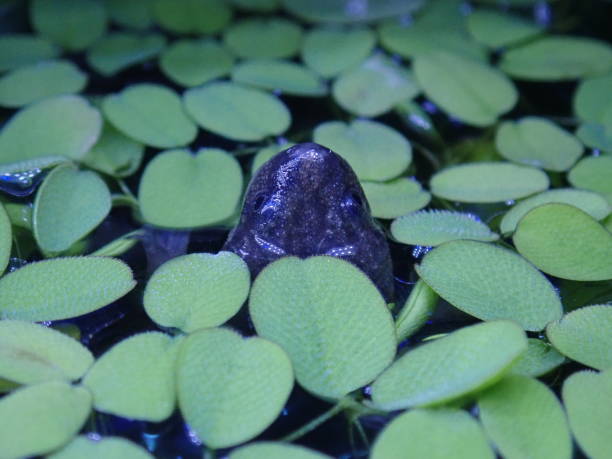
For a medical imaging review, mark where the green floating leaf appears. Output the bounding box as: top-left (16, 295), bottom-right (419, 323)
top-left (184, 82), bottom-right (290, 141)
top-left (153, 0), bottom-right (232, 34)
top-left (576, 122), bottom-right (612, 153)
top-left (103, 83), bottom-right (197, 148)
top-left (82, 123), bottom-right (144, 178)
top-left (371, 321), bottom-right (527, 410)
top-left (562, 369), bottom-right (612, 459)
top-left (301, 26), bottom-right (375, 78)
top-left (395, 279), bottom-right (438, 342)
top-left (139, 148), bottom-right (242, 228)
top-left (0, 202), bottom-right (10, 274)
top-left (0, 60), bottom-right (86, 108)
top-left (230, 442), bottom-right (331, 459)
top-left (159, 39), bottom-right (235, 87)
top-left (500, 188), bottom-right (610, 234)
top-left (546, 305), bottom-right (612, 370)
top-left (49, 435), bottom-right (154, 459)
top-left (430, 162), bottom-right (549, 203)
top-left (573, 73), bottom-right (612, 123)
top-left (0, 320), bottom-right (93, 385)
top-left (106, 0), bottom-right (155, 30)
top-left (513, 203), bottom-right (612, 281)
top-left (378, 18), bottom-right (486, 61)
top-left (87, 32), bottom-right (166, 76)
top-left (83, 332), bottom-right (180, 421)
top-left (495, 117), bottom-right (583, 171)
top-left (33, 164), bottom-right (111, 253)
top-left (144, 252), bottom-right (250, 332)
top-left (177, 327), bottom-right (293, 448)
top-left (478, 375), bottom-right (572, 459)
top-left (0, 256), bottom-right (136, 321)
top-left (391, 210), bottom-right (498, 246)
top-left (232, 59), bottom-right (326, 97)
top-left (568, 155), bottom-right (612, 205)
top-left (250, 256), bottom-right (396, 399)
top-left (509, 338), bottom-right (565, 378)
top-left (0, 34), bottom-right (59, 72)
top-left (371, 408), bottom-right (494, 459)
top-left (283, 0), bottom-right (420, 23)
top-left (223, 17), bottom-right (302, 58)
top-left (500, 36), bottom-right (612, 80)
top-left (332, 53), bottom-right (420, 117)
top-left (414, 52), bottom-right (517, 126)
top-left (313, 119), bottom-right (411, 181)
top-left (30, 0), bottom-right (107, 51)
top-left (0, 95), bottom-right (102, 164)
top-left (362, 178), bottom-right (430, 219)
top-left (416, 240), bottom-right (562, 330)
top-left (467, 9), bottom-right (543, 48)
top-left (0, 381), bottom-right (91, 459)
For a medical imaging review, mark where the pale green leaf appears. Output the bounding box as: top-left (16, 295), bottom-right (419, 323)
top-left (362, 178), bottom-right (430, 219)
top-left (49, 435), bottom-right (154, 459)
top-left (568, 155), bottom-right (612, 205)
top-left (573, 73), bottom-right (612, 123)
top-left (223, 17), bottom-right (302, 58)
top-left (82, 123), bottom-right (144, 178)
top-left (106, 0), bottom-right (155, 30)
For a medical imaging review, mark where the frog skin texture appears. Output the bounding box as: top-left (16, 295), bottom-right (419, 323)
top-left (223, 142), bottom-right (394, 302)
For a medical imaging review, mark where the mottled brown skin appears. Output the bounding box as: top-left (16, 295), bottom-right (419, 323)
top-left (223, 142), bottom-right (394, 302)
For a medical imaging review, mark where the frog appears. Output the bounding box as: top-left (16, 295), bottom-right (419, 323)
top-left (223, 142), bottom-right (394, 302)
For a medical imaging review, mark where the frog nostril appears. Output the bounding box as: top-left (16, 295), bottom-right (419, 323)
top-left (252, 194), bottom-right (266, 211)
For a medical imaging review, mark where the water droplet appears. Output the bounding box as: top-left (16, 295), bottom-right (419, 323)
top-left (0, 168), bottom-right (45, 197)
top-left (412, 245), bottom-right (432, 258)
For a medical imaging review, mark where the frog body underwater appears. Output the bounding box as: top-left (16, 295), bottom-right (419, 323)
top-left (223, 142), bottom-right (394, 302)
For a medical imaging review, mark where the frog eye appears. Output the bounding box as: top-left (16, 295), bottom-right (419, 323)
top-left (350, 192), bottom-right (363, 207)
top-left (252, 194), bottom-right (267, 212)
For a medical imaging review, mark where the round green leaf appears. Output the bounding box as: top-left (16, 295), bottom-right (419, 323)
top-left (153, 0), bottom-right (232, 34)
top-left (83, 332), bottom-right (180, 421)
top-left (223, 17), bottom-right (302, 59)
top-left (106, 0), bottom-right (155, 30)
top-left (0, 256), bottom-right (136, 321)
top-left (30, 0), bottom-right (107, 51)
top-left (183, 82), bottom-right (290, 141)
top-left (371, 408), bottom-right (494, 459)
top-left (391, 210), bottom-right (498, 246)
top-left (231, 442), bottom-right (330, 459)
top-left (573, 73), bottom-right (612, 123)
top-left (467, 9), bottom-right (542, 48)
top-left (159, 39), bottom-right (235, 87)
top-left (103, 84), bottom-right (197, 148)
top-left (33, 164), bottom-right (111, 253)
top-left (0, 381), bottom-right (91, 459)
top-left (568, 155), bottom-right (612, 205)
top-left (495, 117), bottom-right (583, 171)
top-left (301, 26), bottom-right (375, 78)
top-left (249, 256), bottom-right (396, 399)
top-left (500, 36), bottom-right (612, 80)
top-left (513, 203), bottom-right (612, 281)
top-left (371, 321), bottom-right (527, 410)
top-left (0, 320), bottom-right (93, 385)
top-left (430, 162), bottom-right (549, 203)
top-left (0, 34), bottom-right (59, 72)
top-left (82, 123), bottom-right (144, 178)
top-left (87, 33), bottom-right (166, 76)
top-left (332, 54), bottom-right (420, 117)
top-left (509, 338), bottom-right (565, 378)
top-left (362, 178), bottom-right (431, 219)
top-left (49, 436), bottom-right (154, 459)
top-left (576, 122), bottom-right (612, 153)
top-left (414, 51), bottom-right (517, 126)
top-left (478, 375), bottom-right (572, 459)
top-left (0, 95), bottom-right (102, 164)
top-left (546, 305), bottom-right (612, 370)
top-left (0, 202), bottom-right (11, 274)
top-left (313, 119), bottom-right (411, 181)
top-left (144, 252), bottom-right (250, 332)
top-left (177, 327), bottom-right (293, 448)
top-left (232, 59), bottom-right (326, 97)
top-left (138, 148), bottom-right (242, 228)
top-left (0, 60), bottom-right (86, 108)
top-left (562, 369), bottom-right (612, 459)
top-left (416, 240), bottom-right (562, 330)
top-left (500, 188), bottom-right (611, 234)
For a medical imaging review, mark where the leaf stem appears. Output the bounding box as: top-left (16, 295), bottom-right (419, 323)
top-left (281, 398), bottom-right (347, 442)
